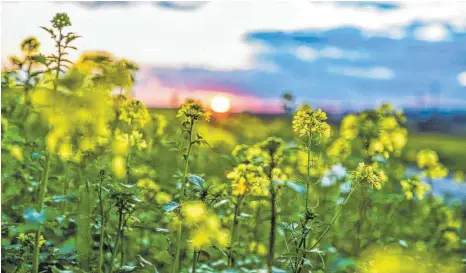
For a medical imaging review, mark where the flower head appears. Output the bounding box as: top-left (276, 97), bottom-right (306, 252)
top-left (52, 13), bottom-right (71, 29)
top-left (177, 100), bottom-right (210, 123)
top-left (350, 162), bottom-right (387, 190)
top-left (292, 105), bottom-right (330, 138)
top-left (21, 37), bottom-right (40, 53)
top-left (400, 176), bottom-right (431, 200)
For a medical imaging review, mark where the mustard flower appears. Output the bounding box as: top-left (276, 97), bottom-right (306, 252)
top-left (177, 100), bottom-right (211, 123)
top-left (292, 105), bottom-right (331, 138)
top-left (350, 162), bottom-right (387, 190)
top-left (400, 176), bottom-right (431, 200)
top-left (52, 13), bottom-right (71, 29)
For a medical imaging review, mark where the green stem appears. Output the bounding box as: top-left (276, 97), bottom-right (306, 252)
top-left (32, 153), bottom-right (51, 273)
top-left (228, 195), bottom-right (242, 267)
top-left (172, 120), bottom-right (195, 273)
top-left (305, 134), bottom-right (312, 208)
top-left (296, 181), bottom-right (363, 273)
top-left (109, 209), bottom-right (123, 273)
top-left (268, 189), bottom-right (277, 273)
top-left (191, 249), bottom-right (198, 273)
top-left (97, 177), bottom-right (105, 273)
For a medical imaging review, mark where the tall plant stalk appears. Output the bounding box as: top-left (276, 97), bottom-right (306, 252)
top-left (228, 195), bottom-right (243, 267)
top-left (267, 161), bottom-right (277, 273)
top-left (172, 120), bottom-right (194, 273)
top-left (97, 175), bottom-right (106, 273)
top-left (295, 181), bottom-right (363, 273)
top-left (31, 154), bottom-right (51, 273)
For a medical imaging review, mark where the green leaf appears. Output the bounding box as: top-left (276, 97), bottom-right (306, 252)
top-left (284, 181), bottom-right (306, 194)
top-left (31, 54), bottom-right (47, 65)
top-left (162, 201), bottom-right (180, 212)
top-left (188, 174), bottom-right (205, 188)
top-left (49, 194), bottom-right (77, 203)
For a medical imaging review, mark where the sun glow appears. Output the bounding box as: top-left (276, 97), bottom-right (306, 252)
top-left (210, 95), bottom-right (231, 113)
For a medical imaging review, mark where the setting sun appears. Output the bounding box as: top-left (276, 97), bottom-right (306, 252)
top-left (211, 95), bottom-right (231, 113)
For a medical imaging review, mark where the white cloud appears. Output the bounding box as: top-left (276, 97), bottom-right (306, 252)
top-left (329, 66), bottom-right (395, 80)
top-left (458, 71), bottom-right (466, 87)
top-left (414, 23), bottom-right (450, 41)
top-left (2, 1), bottom-right (465, 70)
top-left (295, 46), bottom-right (319, 61)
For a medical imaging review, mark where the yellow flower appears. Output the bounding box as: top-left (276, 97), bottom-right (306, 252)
top-left (17, 233), bottom-right (26, 241)
top-left (416, 149), bottom-right (439, 169)
top-left (340, 114), bottom-right (358, 140)
top-left (177, 100), bottom-right (210, 122)
top-left (10, 146), bottom-right (23, 162)
top-left (112, 156), bottom-right (126, 178)
top-left (183, 202), bottom-right (206, 223)
top-left (350, 162), bottom-right (387, 190)
top-left (292, 105), bottom-right (330, 138)
top-left (191, 229), bottom-right (210, 249)
top-left (58, 143), bottom-right (73, 161)
top-left (155, 192), bottom-right (172, 204)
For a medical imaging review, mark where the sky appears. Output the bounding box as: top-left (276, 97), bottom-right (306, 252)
top-left (2, 1), bottom-right (466, 113)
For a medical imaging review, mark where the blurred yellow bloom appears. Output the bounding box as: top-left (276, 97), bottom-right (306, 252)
top-left (112, 156), bottom-right (126, 178)
top-left (183, 202), bottom-right (206, 223)
top-left (58, 143), bottom-right (73, 161)
top-left (155, 192), bottom-right (172, 204)
top-left (10, 146), bottom-right (23, 162)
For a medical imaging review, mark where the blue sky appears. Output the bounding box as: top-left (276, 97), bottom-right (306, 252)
top-left (2, 1), bottom-right (466, 113)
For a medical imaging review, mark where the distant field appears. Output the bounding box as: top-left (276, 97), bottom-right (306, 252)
top-left (404, 132), bottom-right (466, 172)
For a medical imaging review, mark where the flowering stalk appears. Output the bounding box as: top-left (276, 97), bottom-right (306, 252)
top-left (267, 185), bottom-right (277, 273)
top-left (295, 181), bottom-right (363, 273)
top-left (172, 120), bottom-right (193, 273)
top-left (172, 101), bottom-right (210, 273)
top-left (31, 154), bottom-right (51, 273)
top-left (228, 194), bottom-right (244, 267)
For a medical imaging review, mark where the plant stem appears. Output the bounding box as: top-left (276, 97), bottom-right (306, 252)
top-left (32, 154), bottom-right (51, 273)
top-left (97, 177), bottom-right (105, 273)
top-left (267, 189), bottom-right (277, 273)
top-left (305, 134), bottom-right (312, 208)
top-left (172, 120), bottom-right (195, 273)
top-left (110, 209), bottom-right (123, 273)
top-left (191, 249), bottom-right (198, 273)
top-left (296, 181), bottom-right (363, 273)
top-left (228, 195), bottom-right (242, 267)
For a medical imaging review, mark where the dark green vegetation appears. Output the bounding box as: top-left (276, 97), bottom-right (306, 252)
top-left (2, 13), bottom-right (465, 273)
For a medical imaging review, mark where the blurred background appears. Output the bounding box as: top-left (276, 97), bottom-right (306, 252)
top-left (2, 1), bottom-right (466, 194)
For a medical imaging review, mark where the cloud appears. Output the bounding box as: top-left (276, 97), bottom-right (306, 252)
top-left (328, 66), bottom-right (395, 80)
top-left (3, 1), bottom-right (466, 71)
top-left (414, 23), bottom-right (450, 41)
top-left (458, 72), bottom-right (466, 87)
top-left (2, 1), bottom-right (466, 111)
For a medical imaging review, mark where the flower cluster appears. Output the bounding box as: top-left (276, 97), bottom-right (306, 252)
top-left (31, 76), bottom-right (114, 162)
top-left (182, 202), bottom-right (229, 249)
top-left (292, 105), bottom-right (331, 138)
top-left (52, 13), bottom-right (71, 29)
top-left (137, 178), bottom-right (172, 204)
top-left (349, 162), bottom-right (387, 190)
top-left (327, 137), bottom-right (351, 160)
top-left (20, 37), bottom-right (40, 53)
top-left (17, 232), bottom-right (46, 249)
top-left (340, 104), bottom-right (407, 158)
top-left (177, 100), bottom-right (211, 125)
top-left (416, 149), bottom-right (448, 179)
top-left (118, 100), bottom-right (150, 129)
top-left (227, 163), bottom-right (268, 196)
top-left (400, 176), bottom-right (431, 200)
